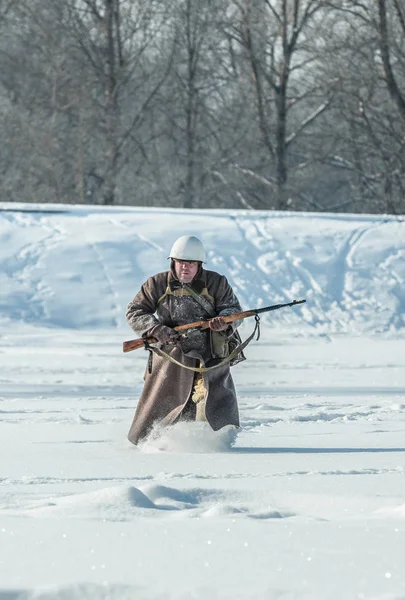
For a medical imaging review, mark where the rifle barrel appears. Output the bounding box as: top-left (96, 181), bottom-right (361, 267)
top-left (255, 299), bottom-right (306, 314)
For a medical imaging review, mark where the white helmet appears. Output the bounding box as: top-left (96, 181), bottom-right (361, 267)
top-left (168, 235), bottom-right (206, 263)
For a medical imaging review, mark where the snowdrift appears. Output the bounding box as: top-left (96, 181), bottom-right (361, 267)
top-left (0, 202), bottom-right (404, 334)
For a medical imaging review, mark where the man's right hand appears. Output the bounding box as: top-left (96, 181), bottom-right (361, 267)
top-left (151, 324), bottom-right (179, 344)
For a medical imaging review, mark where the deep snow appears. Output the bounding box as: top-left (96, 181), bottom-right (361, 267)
top-left (0, 203), bottom-right (404, 600)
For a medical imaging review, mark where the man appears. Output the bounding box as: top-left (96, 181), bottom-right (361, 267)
top-left (126, 235), bottom-right (245, 445)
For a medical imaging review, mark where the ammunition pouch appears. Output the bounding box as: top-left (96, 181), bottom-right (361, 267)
top-left (211, 329), bottom-right (246, 366)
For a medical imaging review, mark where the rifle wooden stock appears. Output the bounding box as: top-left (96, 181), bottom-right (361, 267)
top-left (122, 298), bottom-right (306, 353)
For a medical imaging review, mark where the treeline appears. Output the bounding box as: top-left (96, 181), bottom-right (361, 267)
top-left (0, 0), bottom-right (404, 213)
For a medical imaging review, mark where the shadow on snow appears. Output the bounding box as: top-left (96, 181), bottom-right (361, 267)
top-left (232, 446), bottom-right (405, 454)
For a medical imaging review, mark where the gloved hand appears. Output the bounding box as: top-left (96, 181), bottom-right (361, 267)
top-left (151, 324), bottom-right (179, 344)
top-left (208, 316), bottom-right (228, 331)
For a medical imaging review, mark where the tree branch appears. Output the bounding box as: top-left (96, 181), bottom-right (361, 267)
top-left (377, 0), bottom-right (405, 121)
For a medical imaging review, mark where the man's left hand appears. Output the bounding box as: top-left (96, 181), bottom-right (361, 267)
top-left (209, 316), bottom-right (228, 331)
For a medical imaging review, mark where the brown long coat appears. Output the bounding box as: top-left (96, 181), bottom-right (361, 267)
top-left (126, 267), bottom-right (244, 445)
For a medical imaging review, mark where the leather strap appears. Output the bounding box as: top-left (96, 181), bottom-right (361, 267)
top-left (146, 317), bottom-right (260, 373)
top-left (184, 283), bottom-right (216, 317)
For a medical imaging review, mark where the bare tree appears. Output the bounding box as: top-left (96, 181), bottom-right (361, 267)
top-left (155, 0), bottom-right (249, 209)
top-left (0, 0), bottom-right (17, 18)
top-left (321, 0), bottom-right (405, 213)
top-left (229, 0), bottom-right (334, 209)
top-left (0, 0), bottom-right (174, 205)
top-left (377, 0), bottom-right (405, 121)
top-left (0, 0), bottom-right (404, 213)
top-left (65, 0), bottom-right (174, 205)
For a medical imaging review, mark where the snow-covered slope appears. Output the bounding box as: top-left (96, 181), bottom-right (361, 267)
top-left (0, 203), bottom-right (404, 333)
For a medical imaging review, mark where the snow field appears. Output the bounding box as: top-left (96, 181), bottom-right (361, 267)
top-left (0, 204), bottom-right (405, 599)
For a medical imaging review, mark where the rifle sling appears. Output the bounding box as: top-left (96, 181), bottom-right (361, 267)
top-left (184, 283), bottom-right (216, 317)
top-left (146, 316), bottom-right (260, 374)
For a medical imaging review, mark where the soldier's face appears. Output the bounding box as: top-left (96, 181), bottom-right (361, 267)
top-left (174, 259), bottom-right (199, 283)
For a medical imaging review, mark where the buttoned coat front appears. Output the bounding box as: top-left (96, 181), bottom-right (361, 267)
top-left (126, 267), bottom-right (244, 444)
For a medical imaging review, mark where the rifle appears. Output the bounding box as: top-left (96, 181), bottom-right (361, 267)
top-left (122, 298), bottom-right (306, 353)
